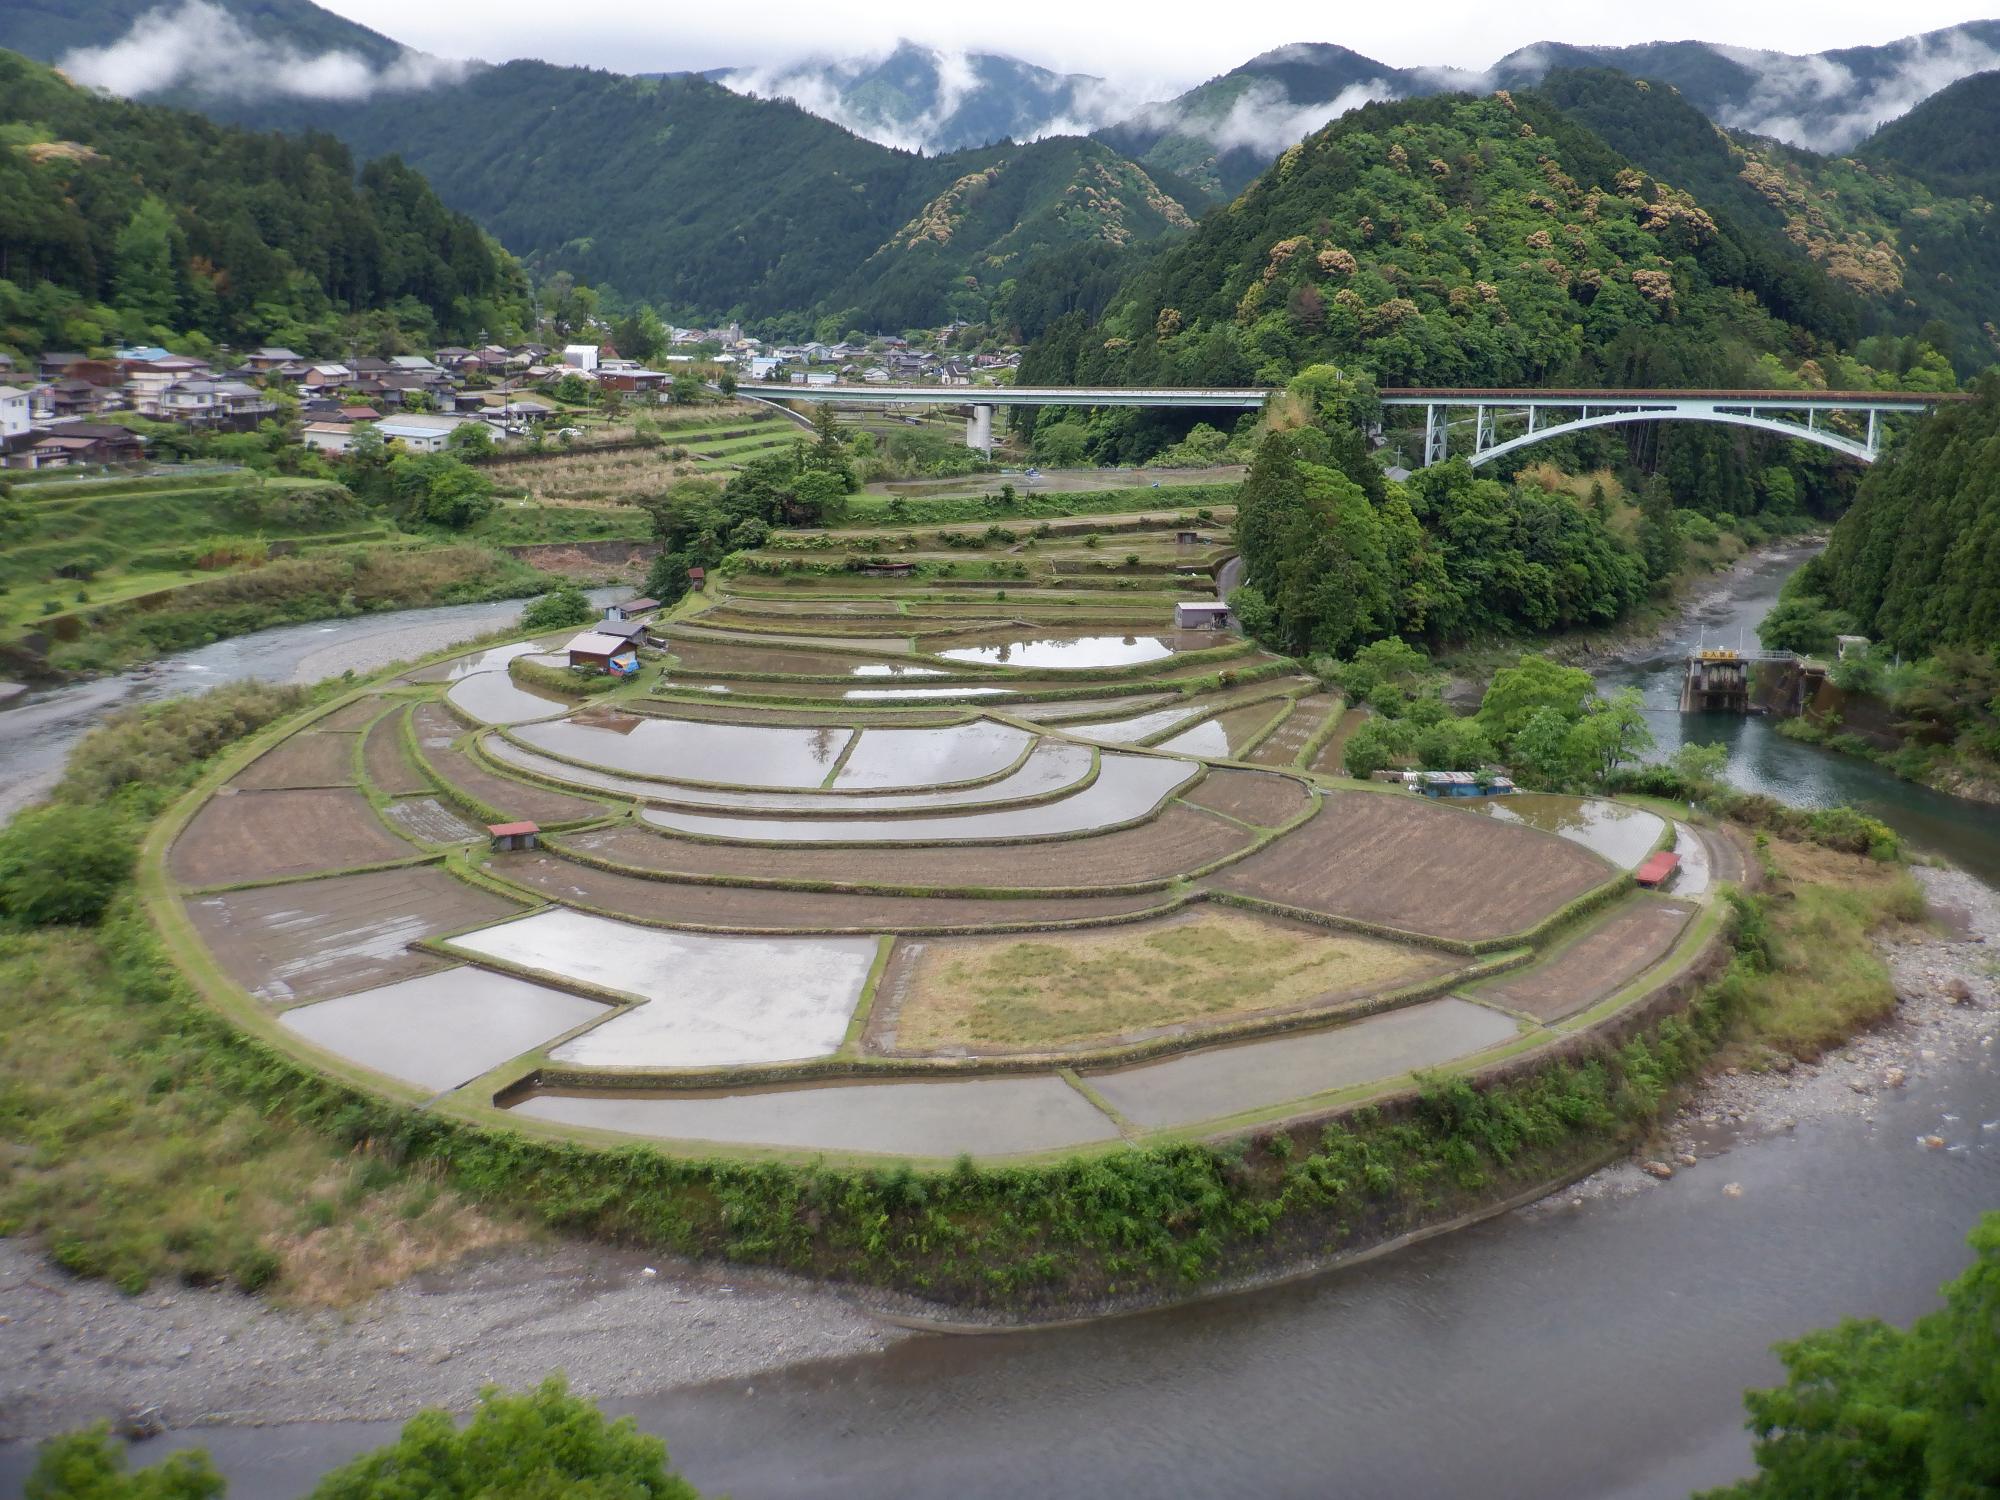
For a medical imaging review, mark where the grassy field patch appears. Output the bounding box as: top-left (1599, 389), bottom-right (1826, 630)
top-left (896, 908), bottom-right (1434, 1050)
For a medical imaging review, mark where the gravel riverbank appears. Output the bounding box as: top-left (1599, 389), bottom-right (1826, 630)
top-left (1539, 862), bottom-right (1998, 1211)
top-left (0, 1242), bottom-right (903, 1442)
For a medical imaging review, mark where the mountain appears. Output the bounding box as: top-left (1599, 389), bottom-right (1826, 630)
top-left (1025, 88), bottom-right (1882, 412)
top-left (1860, 69), bottom-right (2000, 197)
top-left (13, 0), bottom-right (463, 105)
top-left (1537, 69), bottom-right (2000, 371)
top-left (1098, 44), bottom-right (1406, 201)
top-left (0, 0), bottom-right (401, 66)
top-left (0, 48), bottom-right (524, 350)
top-left (213, 60), bottom-right (1193, 330)
top-left (1097, 23), bottom-right (2000, 202)
top-left (720, 42), bottom-right (1110, 154)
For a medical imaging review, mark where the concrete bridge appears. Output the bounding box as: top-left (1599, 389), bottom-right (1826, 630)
top-left (1380, 388), bottom-right (1969, 467)
top-left (735, 381), bottom-right (1966, 462)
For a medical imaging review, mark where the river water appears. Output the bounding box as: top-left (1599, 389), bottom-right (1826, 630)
top-left (1, 558), bottom-right (1996, 1498)
top-left (0, 593), bottom-right (618, 822)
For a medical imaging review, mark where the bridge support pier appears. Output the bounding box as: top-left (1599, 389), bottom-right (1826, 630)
top-left (965, 403), bottom-right (994, 455)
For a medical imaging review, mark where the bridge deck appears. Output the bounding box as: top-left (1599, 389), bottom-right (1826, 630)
top-left (1380, 388), bottom-right (1969, 407)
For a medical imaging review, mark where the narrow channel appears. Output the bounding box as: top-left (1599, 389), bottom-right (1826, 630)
top-left (2, 553), bottom-right (1994, 1499)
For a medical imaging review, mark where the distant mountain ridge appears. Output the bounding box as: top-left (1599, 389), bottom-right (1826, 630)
top-left (1103, 24), bottom-right (2000, 199)
top-left (719, 41), bottom-right (1112, 154)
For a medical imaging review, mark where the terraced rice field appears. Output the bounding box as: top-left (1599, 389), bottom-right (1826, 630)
top-left (1213, 790), bottom-right (1618, 944)
top-left (156, 553), bottom-right (1729, 1161)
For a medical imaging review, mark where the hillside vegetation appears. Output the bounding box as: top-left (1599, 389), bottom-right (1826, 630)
top-left (218, 61), bottom-right (1195, 332)
top-left (1540, 69), bottom-right (1997, 373)
top-left (0, 49), bottom-right (525, 352)
top-left (1809, 373), bottom-right (2000, 656)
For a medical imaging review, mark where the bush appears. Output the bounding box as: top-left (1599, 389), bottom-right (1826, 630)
top-left (520, 584), bottom-right (595, 631)
top-left (55, 683), bottom-right (308, 810)
top-left (0, 804), bottom-right (135, 926)
top-left (25, 1377), bottom-right (704, 1499)
top-left (307, 1377), bottom-right (702, 1499)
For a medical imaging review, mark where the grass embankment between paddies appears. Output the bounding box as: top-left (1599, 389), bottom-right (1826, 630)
top-left (838, 482), bottom-right (1240, 527)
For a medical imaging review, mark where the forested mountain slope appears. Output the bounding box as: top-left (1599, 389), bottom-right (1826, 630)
top-left (1032, 90), bottom-right (1858, 393)
top-left (220, 62), bottom-right (1195, 331)
top-left (0, 50), bottom-right (524, 350)
top-left (1859, 70), bottom-right (2000, 198)
top-left (1539, 69), bottom-right (1998, 372)
top-left (1811, 374), bottom-right (2000, 656)
top-left (1097, 24), bottom-right (2000, 203)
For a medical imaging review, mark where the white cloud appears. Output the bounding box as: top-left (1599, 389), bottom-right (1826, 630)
top-left (58, 0), bottom-right (470, 103)
top-left (1713, 33), bottom-right (2000, 150)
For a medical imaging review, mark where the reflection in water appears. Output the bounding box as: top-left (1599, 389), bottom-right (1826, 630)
top-left (1477, 794), bottom-right (1666, 870)
top-left (939, 635), bottom-right (1171, 670)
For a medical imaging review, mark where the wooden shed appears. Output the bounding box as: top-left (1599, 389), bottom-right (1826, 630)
top-left (566, 630), bottom-right (640, 675)
top-left (487, 821), bottom-right (540, 852)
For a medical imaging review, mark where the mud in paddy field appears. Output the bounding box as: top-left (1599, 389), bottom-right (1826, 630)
top-left (1215, 791), bottom-right (1618, 943)
top-left (184, 865), bottom-right (523, 1004)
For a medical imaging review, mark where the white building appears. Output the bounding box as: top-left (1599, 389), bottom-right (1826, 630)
top-left (299, 421), bottom-right (365, 454)
top-left (376, 414), bottom-right (473, 452)
top-left (562, 344), bottom-right (600, 372)
top-left (0, 384), bottom-right (29, 441)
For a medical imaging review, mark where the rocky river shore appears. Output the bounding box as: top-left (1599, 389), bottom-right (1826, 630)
top-left (1544, 862), bottom-right (1998, 1211)
top-left (0, 1240), bottom-right (903, 1442)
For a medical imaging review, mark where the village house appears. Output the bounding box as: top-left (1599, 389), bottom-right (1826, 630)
top-left (138, 378), bottom-right (276, 429)
top-left (243, 347), bottom-right (302, 372)
top-left (0, 384), bottom-right (29, 443)
top-left (15, 422), bottom-right (146, 470)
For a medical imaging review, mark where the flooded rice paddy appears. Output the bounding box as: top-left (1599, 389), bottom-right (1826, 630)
top-left (486, 735), bottom-right (1094, 813)
top-left (513, 1075), bottom-right (1124, 1158)
top-left (843, 686), bottom-right (1016, 701)
top-left (638, 753), bottom-right (1193, 843)
top-left (1154, 703), bottom-right (1284, 760)
top-left (1473, 794), bottom-right (1668, 870)
top-left (1084, 997), bottom-right (1520, 1129)
top-left (831, 722), bottom-right (1033, 788)
top-left (516, 716), bottom-right (854, 788)
top-left (446, 910), bottom-right (878, 1067)
top-left (1064, 705), bottom-right (1203, 744)
top-left (936, 634), bottom-right (1178, 670)
top-left (279, 968), bottom-right (606, 1091)
top-left (443, 669), bottom-right (571, 726)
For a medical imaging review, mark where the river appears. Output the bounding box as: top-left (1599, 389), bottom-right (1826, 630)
top-left (0, 592), bottom-right (619, 822)
top-left (0, 557), bottom-right (1995, 1498)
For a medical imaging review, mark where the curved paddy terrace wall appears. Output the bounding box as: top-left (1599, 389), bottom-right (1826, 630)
top-left (139, 575), bottom-right (1754, 1317)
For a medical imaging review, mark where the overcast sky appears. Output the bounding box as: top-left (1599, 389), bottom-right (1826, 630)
top-left (310, 0), bottom-right (2000, 85)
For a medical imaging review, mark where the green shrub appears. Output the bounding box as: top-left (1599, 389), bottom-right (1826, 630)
top-left (520, 584), bottom-right (595, 631)
top-left (0, 804), bottom-right (135, 926)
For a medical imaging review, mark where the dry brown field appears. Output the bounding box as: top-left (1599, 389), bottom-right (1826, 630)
top-left (1179, 768), bottom-right (1315, 828)
top-left (1478, 898), bottom-right (1696, 1020)
top-left (363, 708), bottom-right (434, 795)
top-left (493, 851), bottom-right (1179, 933)
top-left (413, 736), bottom-right (608, 826)
top-left (170, 788), bottom-right (413, 886)
top-left (312, 696), bottom-right (393, 732)
top-left (560, 803), bottom-right (1256, 889)
top-left (228, 733), bottom-right (361, 791)
top-left (1245, 694), bottom-right (1340, 767)
top-left (1212, 790), bottom-right (1615, 943)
